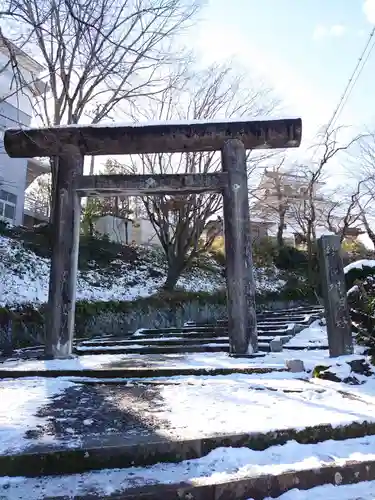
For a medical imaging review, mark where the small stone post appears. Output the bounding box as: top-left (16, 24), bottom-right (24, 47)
top-left (222, 139), bottom-right (258, 354)
top-left (45, 146), bottom-right (83, 359)
top-left (317, 235), bottom-right (353, 357)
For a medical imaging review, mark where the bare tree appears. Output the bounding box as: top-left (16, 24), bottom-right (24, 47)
top-left (4, 0), bottom-right (201, 216)
top-left (289, 126), bottom-right (361, 281)
top-left (322, 182), bottom-right (364, 242)
top-left (25, 173), bottom-right (52, 220)
top-left (357, 132), bottom-right (375, 247)
top-left (251, 157), bottom-right (300, 247)
top-left (0, 0), bottom-right (52, 106)
top-left (109, 64), bottom-right (279, 289)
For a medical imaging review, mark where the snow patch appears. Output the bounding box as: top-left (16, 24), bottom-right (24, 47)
top-left (0, 235), bottom-right (284, 306)
top-left (285, 320), bottom-right (328, 348)
top-left (1, 434), bottom-right (375, 498)
top-left (344, 259), bottom-right (375, 274)
top-left (12, 115), bottom-right (300, 131)
top-left (262, 480), bottom-right (375, 500)
top-left (0, 377), bottom-right (77, 454)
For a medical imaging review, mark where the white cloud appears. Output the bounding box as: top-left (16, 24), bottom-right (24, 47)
top-left (313, 24), bottom-right (346, 40)
top-left (313, 24), bottom-right (327, 40)
top-left (364, 0), bottom-right (375, 24)
top-left (330, 24), bottom-right (346, 37)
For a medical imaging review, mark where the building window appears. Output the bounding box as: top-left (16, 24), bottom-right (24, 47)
top-left (0, 189), bottom-right (17, 222)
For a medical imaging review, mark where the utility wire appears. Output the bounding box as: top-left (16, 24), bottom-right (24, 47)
top-left (327, 28), bottom-right (375, 132)
top-left (309, 27), bottom-right (375, 163)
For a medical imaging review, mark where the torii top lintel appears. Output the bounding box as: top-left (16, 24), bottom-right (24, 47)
top-left (4, 117), bottom-right (302, 158)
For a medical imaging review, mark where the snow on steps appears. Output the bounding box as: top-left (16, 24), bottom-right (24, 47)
top-left (3, 424), bottom-right (375, 499)
top-left (74, 306), bottom-right (323, 355)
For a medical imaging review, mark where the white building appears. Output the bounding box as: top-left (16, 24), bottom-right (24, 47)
top-left (0, 36), bottom-right (48, 226)
top-left (94, 215), bottom-right (163, 247)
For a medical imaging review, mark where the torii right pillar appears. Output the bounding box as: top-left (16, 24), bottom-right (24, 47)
top-left (222, 139), bottom-right (258, 355)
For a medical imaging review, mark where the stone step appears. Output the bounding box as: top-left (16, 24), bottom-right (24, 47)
top-left (259, 305), bottom-right (324, 313)
top-left (79, 330), bottom-right (293, 346)
top-left (0, 364), bottom-right (281, 380)
top-left (16, 460), bottom-right (374, 499)
top-left (133, 323), bottom-right (295, 335)
top-left (203, 314), bottom-right (320, 326)
top-left (2, 460), bottom-right (375, 499)
top-left (77, 335), bottom-right (292, 349)
top-left (2, 420), bottom-right (374, 478)
top-left (74, 342), bottom-right (272, 355)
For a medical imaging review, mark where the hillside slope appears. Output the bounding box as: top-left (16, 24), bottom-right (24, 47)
top-left (0, 235), bottom-right (286, 307)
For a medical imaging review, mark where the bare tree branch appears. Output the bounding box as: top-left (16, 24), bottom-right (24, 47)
top-left (106, 63), bottom-right (280, 289)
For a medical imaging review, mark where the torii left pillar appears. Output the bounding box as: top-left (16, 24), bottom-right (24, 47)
top-left (45, 146), bottom-right (83, 359)
top-left (222, 139), bottom-right (258, 355)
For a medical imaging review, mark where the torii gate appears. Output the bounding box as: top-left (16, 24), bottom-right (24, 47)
top-left (4, 117), bottom-right (302, 359)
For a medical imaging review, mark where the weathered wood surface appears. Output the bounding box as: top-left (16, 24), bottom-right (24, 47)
top-left (76, 172), bottom-right (228, 197)
top-left (222, 139), bottom-right (258, 354)
top-left (4, 117), bottom-right (302, 157)
top-left (317, 235), bottom-right (353, 357)
top-left (45, 146), bottom-right (83, 359)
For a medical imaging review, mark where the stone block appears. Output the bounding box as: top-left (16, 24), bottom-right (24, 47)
top-left (270, 338), bottom-right (283, 352)
top-left (286, 359), bottom-right (305, 373)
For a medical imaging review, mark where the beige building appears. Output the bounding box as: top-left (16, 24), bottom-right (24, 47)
top-left (252, 169), bottom-right (331, 242)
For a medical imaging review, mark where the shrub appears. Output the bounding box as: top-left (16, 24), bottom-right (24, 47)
top-left (344, 261), bottom-right (375, 359)
top-left (0, 224), bottom-right (139, 269)
top-left (252, 238), bottom-right (277, 267)
top-left (273, 245), bottom-right (309, 271)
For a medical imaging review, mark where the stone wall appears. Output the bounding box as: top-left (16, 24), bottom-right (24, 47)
top-left (76, 298), bottom-right (317, 338)
top-left (0, 297), bottom-right (318, 351)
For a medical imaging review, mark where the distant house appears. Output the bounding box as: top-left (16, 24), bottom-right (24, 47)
top-left (252, 168), bottom-right (334, 245)
top-left (203, 217), bottom-right (274, 244)
top-left (94, 215), bottom-right (163, 247)
top-left (253, 169), bottom-right (328, 217)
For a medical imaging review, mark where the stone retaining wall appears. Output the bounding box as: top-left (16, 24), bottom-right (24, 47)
top-left (0, 297), bottom-right (318, 350)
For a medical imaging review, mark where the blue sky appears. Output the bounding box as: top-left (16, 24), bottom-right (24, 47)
top-left (192, 0), bottom-right (375, 152)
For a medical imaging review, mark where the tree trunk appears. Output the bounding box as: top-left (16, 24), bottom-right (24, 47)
top-left (362, 214), bottom-right (375, 247)
top-left (163, 264), bottom-right (182, 291)
top-left (49, 157), bottom-right (58, 224)
top-left (306, 227), bottom-right (314, 285)
top-left (277, 209), bottom-right (285, 247)
top-left (163, 255), bottom-right (186, 291)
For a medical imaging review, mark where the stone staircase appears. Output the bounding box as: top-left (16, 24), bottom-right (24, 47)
top-left (2, 374), bottom-right (375, 499)
top-left (75, 304), bottom-right (324, 356)
top-left (3, 303), bottom-right (375, 499)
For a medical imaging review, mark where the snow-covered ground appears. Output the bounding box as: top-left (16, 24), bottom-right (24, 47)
top-left (0, 377), bottom-right (78, 454)
top-left (0, 235), bottom-right (285, 306)
top-left (2, 435), bottom-right (375, 499)
top-left (0, 349), bottom-right (363, 372)
top-left (0, 359), bottom-right (372, 452)
top-left (0, 321), bottom-right (374, 497)
top-left (285, 319), bottom-right (328, 347)
top-left (263, 481), bottom-right (375, 500)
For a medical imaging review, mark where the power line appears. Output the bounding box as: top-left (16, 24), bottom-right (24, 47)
top-left (325, 27), bottom-right (375, 134)
top-left (308, 27), bottom-right (375, 164)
